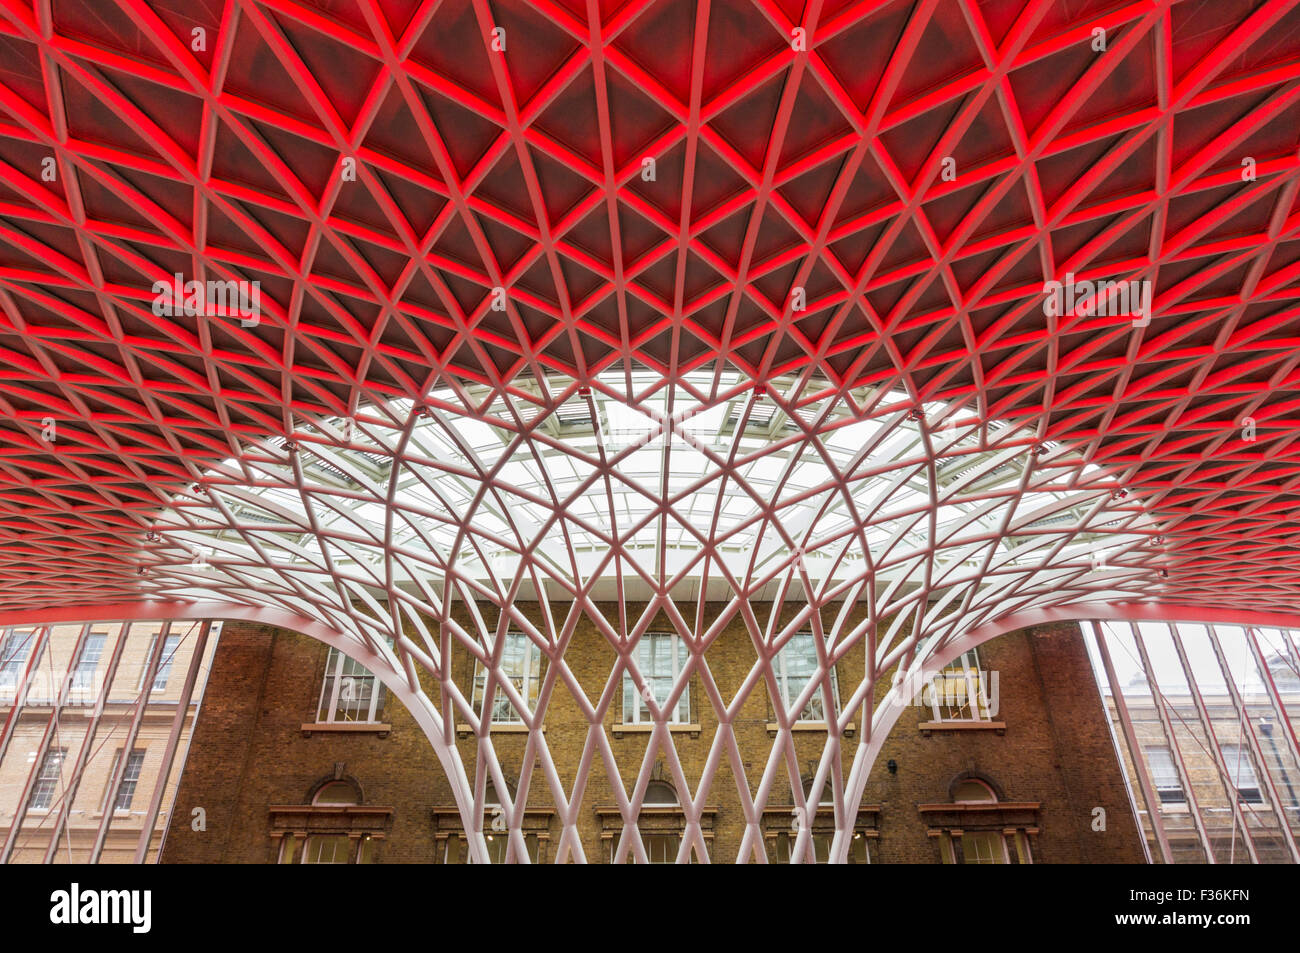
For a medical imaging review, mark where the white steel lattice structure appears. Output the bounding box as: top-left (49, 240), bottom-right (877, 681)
top-left (1, 0), bottom-right (1300, 861)
top-left (13, 373), bottom-right (1195, 864)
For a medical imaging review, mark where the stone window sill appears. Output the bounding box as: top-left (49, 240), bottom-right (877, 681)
top-left (90, 809), bottom-right (143, 820)
top-left (613, 723), bottom-right (701, 738)
top-left (765, 722), bottom-right (855, 736)
top-left (919, 720), bottom-right (1005, 736)
top-left (301, 722), bottom-right (391, 737)
top-left (456, 724), bottom-right (544, 736)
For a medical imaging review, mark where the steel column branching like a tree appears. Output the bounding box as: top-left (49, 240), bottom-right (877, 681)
top-left (1, 0), bottom-right (1300, 861)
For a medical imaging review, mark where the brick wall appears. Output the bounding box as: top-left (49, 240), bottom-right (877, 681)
top-left (161, 610), bottom-right (1146, 863)
top-left (865, 621), bottom-right (1144, 862)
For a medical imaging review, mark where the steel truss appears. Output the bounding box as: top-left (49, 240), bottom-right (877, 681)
top-left (1, 0), bottom-right (1300, 861)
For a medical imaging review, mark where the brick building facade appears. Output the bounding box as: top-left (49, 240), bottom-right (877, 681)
top-left (161, 610), bottom-right (1144, 863)
top-left (0, 619), bottom-right (213, 863)
top-left (1098, 646), bottom-right (1300, 864)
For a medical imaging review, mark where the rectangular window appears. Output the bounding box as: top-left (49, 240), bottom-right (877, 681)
top-left (277, 831), bottom-right (376, 864)
top-left (774, 633), bottom-right (839, 723)
top-left (772, 829), bottom-right (869, 864)
top-left (444, 833), bottom-right (539, 864)
top-left (1222, 743), bottom-right (1263, 804)
top-left (960, 830), bottom-right (1008, 864)
top-left (484, 833), bottom-right (509, 864)
top-left (105, 749), bottom-right (146, 812)
top-left (924, 649), bottom-right (994, 721)
top-left (317, 645), bottom-right (385, 723)
top-left (140, 635), bottom-right (182, 693)
top-left (622, 633), bottom-right (690, 724)
top-left (472, 633), bottom-right (542, 724)
top-left (0, 628), bottom-right (37, 692)
top-left (643, 833), bottom-right (680, 863)
top-left (28, 747), bottom-right (67, 811)
top-left (1145, 745), bottom-right (1186, 804)
top-left (610, 832), bottom-right (680, 863)
top-left (70, 633), bottom-right (106, 699)
top-left (301, 834), bottom-right (354, 864)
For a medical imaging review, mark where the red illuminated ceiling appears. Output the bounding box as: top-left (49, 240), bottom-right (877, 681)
top-left (0, 0), bottom-right (1299, 613)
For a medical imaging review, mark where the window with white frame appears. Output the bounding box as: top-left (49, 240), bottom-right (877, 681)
top-left (0, 628), bottom-right (37, 692)
top-left (288, 833), bottom-right (376, 864)
top-left (28, 747), bottom-right (66, 811)
top-left (1145, 745), bottom-right (1186, 804)
top-left (1221, 743), bottom-right (1263, 804)
top-left (923, 648), bottom-right (994, 721)
top-left (105, 749), bottom-right (146, 812)
top-left (70, 632), bottom-right (106, 700)
top-left (622, 633), bottom-right (690, 724)
top-left (317, 644), bottom-right (386, 723)
top-left (960, 830), bottom-right (1009, 864)
top-left (140, 634), bottom-right (181, 693)
top-left (774, 632), bottom-right (838, 722)
top-left (472, 633), bottom-right (542, 724)
top-left (300, 835), bottom-right (353, 863)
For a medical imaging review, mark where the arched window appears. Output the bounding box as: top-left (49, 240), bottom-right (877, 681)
top-left (802, 775), bottom-right (836, 807)
top-left (643, 780), bottom-right (678, 805)
top-left (921, 776), bottom-right (1036, 864)
top-left (760, 775), bottom-right (872, 864)
top-left (312, 780), bottom-right (359, 805)
top-left (952, 779), bottom-right (997, 803)
top-left (276, 776), bottom-right (384, 864)
top-left (632, 780), bottom-right (682, 862)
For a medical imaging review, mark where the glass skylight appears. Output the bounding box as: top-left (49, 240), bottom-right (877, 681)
top-left (153, 370), bottom-right (1152, 614)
